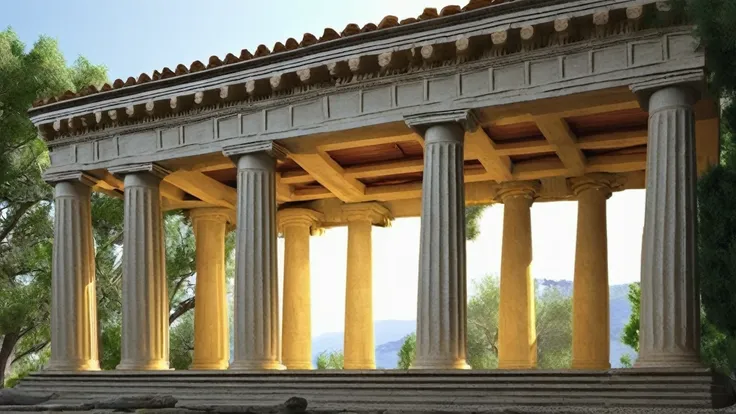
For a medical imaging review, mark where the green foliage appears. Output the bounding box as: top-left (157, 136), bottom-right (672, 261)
top-left (620, 282), bottom-right (640, 353)
top-left (535, 288), bottom-right (572, 369)
top-left (396, 333), bottom-right (415, 370)
top-left (464, 205), bottom-right (488, 241)
top-left (620, 282), bottom-right (736, 375)
top-left (466, 274), bottom-right (501, 369)
top-left (0, 28), bottom-right (107, 387)
top-left (397, 274), bottom-right (572, 369)
top-left (316, 350), bottom-right (344, 369)
top-left (170, 312), bottom-right (194, 370)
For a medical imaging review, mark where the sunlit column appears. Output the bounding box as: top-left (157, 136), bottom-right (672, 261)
top-left (636, 86), bottom-right (701, 368)
top-left (408, 112), bottom-right (473, 370)
top-left (571, 174), bottom-right (617, 370)
top-left (342, 203), bottom-right (391, 370)
top-left (47, 173), bottom-right (100, 371)
top-left (279, 208), bottom-right (323, 370)
top-left (190, 208), bottom-right (232, 370)
top-left (497, 181), bottom-right (539, 370)
top-left (229, 146), bottom-right (284, 370)
top-left (112, 164), bottom-right (169, 370)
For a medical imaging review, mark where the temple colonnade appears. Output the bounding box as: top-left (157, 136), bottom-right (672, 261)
top-left (45, 85), bottom-right (700, 372)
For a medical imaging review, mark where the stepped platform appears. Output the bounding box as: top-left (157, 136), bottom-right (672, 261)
top-left (10, 368), bottom-right (735, 411)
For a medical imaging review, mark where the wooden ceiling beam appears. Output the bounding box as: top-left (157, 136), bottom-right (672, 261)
top-left (344, 158), bottom-right (423, 179)
top-left (289, 151), bottom-right (366, 202)
top-left (534, 115), bottom-right (587, 177)
top-left (280, 170), bottom-right (314, 185)
top-left (465, 128), bottom-right (513, 182)
top-left (164, 170), bottom-right (237, 209)
top-left (585, 153), bottom-right (646, 173)
top-left (577, 130), bottom-right (647, 150)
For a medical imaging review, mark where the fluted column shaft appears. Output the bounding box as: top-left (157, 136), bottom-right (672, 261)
top-left (344, 218), bottom-right (375, 369)
top-left (498, 182), bottom-right (538, 370)
top-left (190, 208), bottom-right (231, 370)
top-left (413, 123), bottom-right (469, 370)
top-left (48, 179), bottom-right (99, 371)
top-left (230, 151), bottom-right (283, 370)
top-left (280, 209), bottom-right (322, 370)
top-left (637, 86), bottom-right (701, 368)
top-left (118, 172), bottom-right (169, 370)
top-left (571, 175), bottom-right (614, 370)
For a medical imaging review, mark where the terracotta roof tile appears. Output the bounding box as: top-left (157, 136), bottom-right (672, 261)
top-left (300, 33), bottom-right (318, 47)
top-left (361, 23), bottom-right (378, 33)
top-left (33, 0), bottom-right (513, 107)
top-left (272, 42), bottom-right (287, 54)
top-left (440, 5), bottom-right (462, 16)
top-left (239, 49), bottom-right (253, 60)
top-left (285, 38), bottom-right (299, 50)
top-left (418, 8), bottom-right (439, 20)
top-left (342, 23), bottom-right (361, 37)
top-left (377, 15), bottom-right (400, 29)
top-left (320, 28), bottom-right (341, 42)
top-left (254, 44), bottom-right (270, 57)
top-left (160, 68), bottom-right (175, 79)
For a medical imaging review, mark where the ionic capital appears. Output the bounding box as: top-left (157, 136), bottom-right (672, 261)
top-left (108, 162), bottom-right (170, 179)
top-left (222, 141), bottom-right (288, 160)
top-left (43, 170), bottom-right (98, 187)
top-left (277, 208), bottom-right (324, 234)
top-left (404, 109), bottom-right (478, 135)
top-left (569, 173), bottom-right (624, 198)
top-left (341, 202), bottom-right (392, 227)
top-left (189, 207), bottom-right (236, 226)
top-left (496, 181), bottom-right (540, 203)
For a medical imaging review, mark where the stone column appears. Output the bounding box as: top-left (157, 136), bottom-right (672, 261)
top-left (407, 111), bottom-right (473, 370)
top-left (112, 164), bottom-right (170, 370)
top-left (46, 173), bottom-right (100, 371)
top-left (570, 174), bottom-right (617, 370)
top-left (279, 208), bottom-right (323, 370)
top-left (636, 86), bottom-right (701, 368)
top-left (229, 145), bottom-right (284, 370)
top-left (190, 208), bottom-right (232, 370)
top-left (497, 181), bottom-right (539, 370)
top-left (342, 203), bottom-right (391, 370)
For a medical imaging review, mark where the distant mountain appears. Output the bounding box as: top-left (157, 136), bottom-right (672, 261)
top-left (311, 281), bottom-right (636, 369)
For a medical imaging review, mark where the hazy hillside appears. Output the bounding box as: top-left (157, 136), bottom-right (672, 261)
top-left (312, 281), bottom-right (637, 369)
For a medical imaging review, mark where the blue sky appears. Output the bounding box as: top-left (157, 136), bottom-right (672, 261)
top-left (4, 0), bottom-right (646, 336)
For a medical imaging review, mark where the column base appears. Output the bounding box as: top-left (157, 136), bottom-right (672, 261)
top-left (410, 358), bottom-right (470, 370)
top-left (344, 360), bottom-right (376, 370)
top-left (572, 359), bottom-right (611, 370)
top-left (635, 351), bottom-right (703, 368)
top-left (116, 359), bottom-right (170, 371)
top-left (282, 361), bottom-right (313, 370)
top-left (190, 361), bottom-right (230, 370)
top-left (229, 360), bottom-right (285, 370)
top-left (46, 359), bottom-right (100, 372)
top-left (497, 361), bottom-right (536, 370)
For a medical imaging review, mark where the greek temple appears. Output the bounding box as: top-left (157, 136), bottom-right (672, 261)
top-left (14, 0), bottom-right (735, 410)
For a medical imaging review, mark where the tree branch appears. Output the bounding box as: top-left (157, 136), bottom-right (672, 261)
top-left (0, 202), bottom-right (34, 243)
top-left (11, 341), bottom-right (49, 365)
top-left (169, 297), bottom-right (195, 325)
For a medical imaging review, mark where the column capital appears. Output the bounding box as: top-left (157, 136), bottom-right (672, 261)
top-left (496, 181), bottom-right (540, 203)
top-left (404, 109), bottom-right (478, 135)
top-left (223, 141), bottom-right (288, 160)
top-left (630, 74), bottom-right (703, 111)
top-left (568, 173), bottom-right (625, 198)
top-left (277, 208), bottom-right (324, 234)
top-left (108, 162), bottom-right (170, 179)
top-left (341, 202), bottom-right (392, 227)
top-left (189, 207), bottom-right (236, 226)
top-left (43, 170), bottom-right (97, 187)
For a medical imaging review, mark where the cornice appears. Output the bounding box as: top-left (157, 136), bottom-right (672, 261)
top-left (33, 0), bottom-right (674, 143)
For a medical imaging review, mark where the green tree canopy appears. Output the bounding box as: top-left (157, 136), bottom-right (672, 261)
top-left (0, 29), bottom-right (107, 387)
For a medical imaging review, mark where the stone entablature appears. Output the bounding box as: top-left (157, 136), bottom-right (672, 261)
top-left (35, 1), bottom-right (695, 174)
